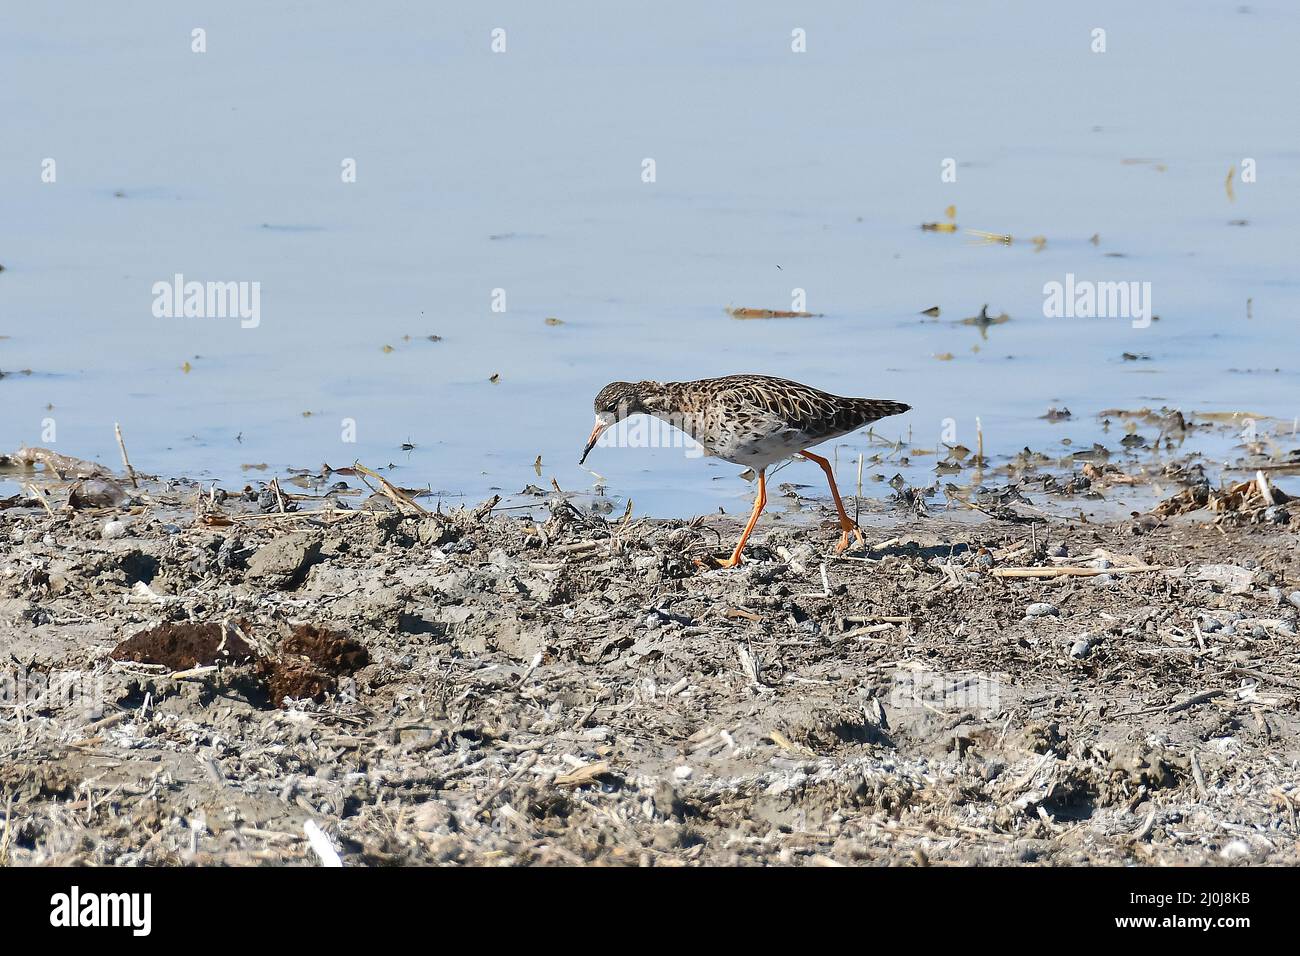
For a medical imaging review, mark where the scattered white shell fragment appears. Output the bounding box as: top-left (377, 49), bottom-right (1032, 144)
top-left (304, 820), bottom-right (343, 867)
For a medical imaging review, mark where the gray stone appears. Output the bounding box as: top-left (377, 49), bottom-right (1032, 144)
top-left (69, 478), bottom-right (130, 509)
top-left (1195, 564), bottom-right (1254, 595)
top-left (246, 532), bottom-right (321, 587)
top-left (417, 517), bottom-right (454, 546)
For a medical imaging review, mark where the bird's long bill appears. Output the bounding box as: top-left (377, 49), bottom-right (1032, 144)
top-left (579, 418), bottom-right (610, 465)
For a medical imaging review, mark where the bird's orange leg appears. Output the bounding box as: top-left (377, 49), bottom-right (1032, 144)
top-left (799, 451), bottom-right (865, 553)
top-left (698, 470), bottom-right (767, 569)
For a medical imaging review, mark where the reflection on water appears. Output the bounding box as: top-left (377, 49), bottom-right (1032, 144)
top-left (2, 1), bottom-right (1298, 515)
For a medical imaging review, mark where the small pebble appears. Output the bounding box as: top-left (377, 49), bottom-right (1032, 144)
top-left (216, 537), bottom-right (246, 571)
top-left (1090, 573), bottom-right (1115, 587)
top-left (1220, 839), bottom-right (1251, 861)
top-left (1288, 592), bottom-right (1300, 610)
top-left (673, 765), bottom-right (693, 781)
top-left (1025, 602), bottom-right (1058, 618)
top-left (101, 520), bottom-right (128, 540)
top-left (1069, 637), bottom-right (1093, 659)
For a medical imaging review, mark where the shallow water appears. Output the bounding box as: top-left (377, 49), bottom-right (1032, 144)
top-left (3, 1), bottom-right (1299, 515)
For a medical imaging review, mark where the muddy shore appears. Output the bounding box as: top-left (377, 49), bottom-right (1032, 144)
top-left (1, 459), bottom-right (1299, 866)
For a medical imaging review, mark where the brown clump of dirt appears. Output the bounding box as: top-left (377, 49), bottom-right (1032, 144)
top-left (111, 620), bottom-right (367, 708)
top-left (263, 624), bottom-right (369, 706)
top-left (281, 623), bottom-right (370, 674)
top-left (109, 621), bottom-right (258, 670)
top-left (264, 657), bottom-right (336, 706)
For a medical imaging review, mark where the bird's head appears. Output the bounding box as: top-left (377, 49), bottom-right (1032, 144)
top-left (580, 380), bottom-right (664, 464)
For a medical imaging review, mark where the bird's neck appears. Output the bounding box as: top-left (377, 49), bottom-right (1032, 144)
top-left (635, 380), bottom-right (677, 418)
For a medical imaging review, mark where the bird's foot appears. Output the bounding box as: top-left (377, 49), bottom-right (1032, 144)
top-left (695, 554), bottom-right (742, 570)
top-left (834, 524), bottom-right (867, 554)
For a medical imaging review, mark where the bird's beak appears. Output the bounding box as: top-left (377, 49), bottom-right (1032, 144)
top-left (580, 417), bottom-right (610, 465)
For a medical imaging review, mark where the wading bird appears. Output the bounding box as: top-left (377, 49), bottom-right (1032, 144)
top-left (581, 375), bottom-right (909, 567)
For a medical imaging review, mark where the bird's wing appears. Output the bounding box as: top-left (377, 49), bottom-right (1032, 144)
top-left (719, 378), bottom-right (908, 436)
top-left (713, 378), bottom-right (845, 434)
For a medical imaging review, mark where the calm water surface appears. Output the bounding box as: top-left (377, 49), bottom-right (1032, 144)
top-left (3, 2), bottom-right (1298, 514)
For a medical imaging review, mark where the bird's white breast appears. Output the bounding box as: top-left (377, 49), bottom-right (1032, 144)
top-left (706, 407), bottom-right (829, 469)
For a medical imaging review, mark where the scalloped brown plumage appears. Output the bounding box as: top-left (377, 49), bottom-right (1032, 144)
top-left (582, 375), bottom-right (910, 567)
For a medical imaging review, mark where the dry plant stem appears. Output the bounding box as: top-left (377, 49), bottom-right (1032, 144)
top-left (15, 446), bottom-right (109, 479)
top-left (554, 761), bottom-right (610, 788)
top-left (114, 423), bottom-right (139, 488)
top-left (352, 460), bottom-right (429, 515)
top-left (231, 509), bottom-right (382, 523)
top-left (0, 791), bottom-right (13, 866)
top-left (24, 483), bottom-right (54, 516)
top-left (270, 477), bottom-right (287, 513)
top-left (170, 666), bottom-right (219, 680)
top-left (1255, 470), bottom-right (1275, 506)
top-left (991, 565), bottom-right (1162, 578)
top-left (855, 453), bottom-right (864, 527)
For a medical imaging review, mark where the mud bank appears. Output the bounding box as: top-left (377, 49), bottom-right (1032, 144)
top-left (1, 468), bottom-right (1298, 866)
